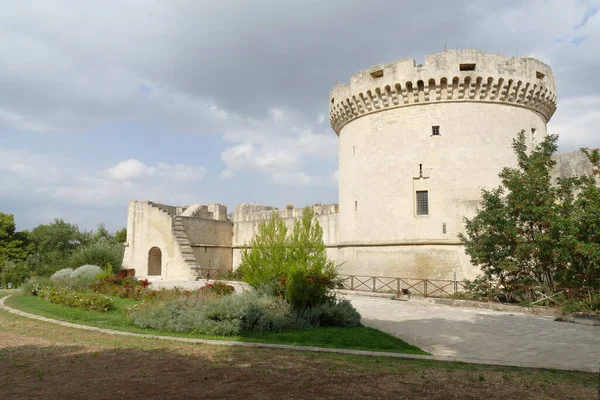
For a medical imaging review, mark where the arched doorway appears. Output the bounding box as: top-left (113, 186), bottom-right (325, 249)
top-left (148, 247), bottom-right (162, 276)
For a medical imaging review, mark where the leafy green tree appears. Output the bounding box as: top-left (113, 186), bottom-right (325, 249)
top-left (239, 207), bottom-right (338, 308)
top-left (460, 131), bottom-right (600, 298)
top-left (239, 213), bottom-right (289, 292)
top-left (0, 212), bottom-right (32, 267)
top-left (114, 228), bottom-right (127, 243)
top-left (28, 219), bottom-right (88, 274)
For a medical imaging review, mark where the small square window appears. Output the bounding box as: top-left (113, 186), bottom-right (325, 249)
top-left (432, 126), bottom-right (440, 136)
top-left (416, 191), bottom-right (429, 216)
top-left (370, 69), bottom-right (384, 78)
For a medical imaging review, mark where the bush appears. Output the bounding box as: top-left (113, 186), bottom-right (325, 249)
top-left (21, 276), bottom-right (54, 295)
top-left (38, 286), bottom-right (114, 312)
top-left (50, 268), bottom-right (74, 285)
top-left (70, 265), bottom-right (103, 288)
top-left (294, 297), bottom-right (361, 327)
top-left (1, 261), bottom-right (31, 288)
top-left (68, 240), bottom-right (124, 272)
top-left (239, 208), bottom-right (340, 309)
top-left (90, 271), bottom-right (150, 298)
top-left (128, 290), bottom-right (361, 336)
top-left (199, 281), bottom-right (235, 296)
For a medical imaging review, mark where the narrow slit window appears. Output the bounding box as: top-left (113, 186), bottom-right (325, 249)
top-left (353, 146), bottom-right (355, 155)
top-left (460, 63), bottom-right (476, 71)
top-left (442, 223), bottom-right (447, 234)
top-left (432, 125), bottom-right (440, 136)
top-left (370, 69), bottom-right (384, 79)
top-left (354, 201), bottom-right (358, 211)
top-left (536, 71), bottom-right (545, 79)
top-left (416, 191), bottom-right (429, 216)
top-left (331, 97), bottom-right (335, 104)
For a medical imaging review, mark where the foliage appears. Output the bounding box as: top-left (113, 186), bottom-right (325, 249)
top-left (293, 297), bottom-right (362, 327)
top-left (199, 281), bottom-right (235, 296)
top-left (29, 219), bottom-right (89, 271)
top-left (460, 131), bottom-right (600, 300)
top-left (0, 212), bottom-right (32, 268)
top-left (69, 265), bottom-right (103, 288)
top-left (21, 276), bottom-right (54, 295)
top-left (239, 213), bottom-right (289, 292)
top-left (68, 240), bottom-right (124, 272)
top-left (8, 293), bottom-right (422, 355)
top-left (128, 290), bottom-right (361, 336)
top-left (114, 228), bottom-right (127, 243)
top-left (50, 268), bottom-right (75, 285)
top-left (1, 261), bottom-right (31, 288)
top-left (37, 286), bottom-right (114, 312)
top-left (0, 213), bottom-right (33, 287)
top-left (239, 208), bottom-right (339, 309)
top-left (90, 271), bottom-right (150, 298)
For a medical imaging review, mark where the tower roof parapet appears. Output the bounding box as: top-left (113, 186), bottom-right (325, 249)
top-left (329, 49), bottom-right (557, 134)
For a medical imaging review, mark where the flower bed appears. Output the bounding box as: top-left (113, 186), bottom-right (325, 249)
top-left (89, 272), bottom-right (150, 299)
top-left (37, 286), bottom-right (114, 312)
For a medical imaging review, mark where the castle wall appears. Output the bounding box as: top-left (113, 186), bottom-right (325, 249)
top-left (552, 150), bottom-right (596, 180)
top-left (181, 217), bottom-right (233, 272)
top-left (122, 201), bottom-right (195, 280)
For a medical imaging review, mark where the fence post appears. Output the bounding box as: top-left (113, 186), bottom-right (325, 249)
top-left (350, 276), bottom-right (354, 290)
top-left (396, 278), bottom-right (400, 297)
top-left (454, 280), bottom-right (457, 295)
top-left (372, 276), bottom-right (376, 292)
top-left (424, 280), bottom-right (428, 297)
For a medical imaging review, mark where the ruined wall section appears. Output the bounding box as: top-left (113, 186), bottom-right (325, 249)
top-left (552, 150), bottom-right (597, 180)
top-left (182, 217), bottom-right (233, 272)
top-left (122, 201), bottom-right (197, 280)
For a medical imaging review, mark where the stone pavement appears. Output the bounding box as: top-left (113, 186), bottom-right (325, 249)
top-left (345, 294), bottom-right (600, 372)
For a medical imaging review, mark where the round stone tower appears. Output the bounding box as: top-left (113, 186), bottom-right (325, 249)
top-left (329, 49), bottom-right (557, 279)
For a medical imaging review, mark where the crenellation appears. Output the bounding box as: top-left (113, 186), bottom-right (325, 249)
top-left (329, 50), bottom-right (557, 134)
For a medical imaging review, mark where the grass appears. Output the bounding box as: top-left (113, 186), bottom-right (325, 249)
top-left (5, 292), bottom-right (428, 355)
top-left (0, 307), bottom-right (597, 400)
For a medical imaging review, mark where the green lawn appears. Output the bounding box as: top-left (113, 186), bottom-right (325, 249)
top-left (5, 292), bottom-right (428, 355)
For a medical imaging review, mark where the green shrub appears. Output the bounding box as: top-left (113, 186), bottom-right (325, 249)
top-left (1, 261), bottom-right (31, 288)
top-left (21, 276), bottom-right (54, 295)
top-left (239, 208), bottom-right (340, 309)
top-left (50, 268), bottom-right (74, 285)
top-left (68, 240), bottom-right (124, 272)
top-left (128, 290), bottom-right (360, 336)
top-left (38, 286), bottom-right (114, 312)
top-left (294, 297), bottom-right (361, 327)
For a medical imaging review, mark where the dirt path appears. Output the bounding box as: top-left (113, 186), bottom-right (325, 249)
top-left (0, 306), bottom-right (597, 399)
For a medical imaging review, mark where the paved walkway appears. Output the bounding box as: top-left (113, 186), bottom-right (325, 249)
top-left (345, 294), bottom-right (600, 372)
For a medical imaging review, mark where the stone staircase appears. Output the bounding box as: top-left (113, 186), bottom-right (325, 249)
top-left (172, 216), bottom-right (198, 269)
top-left (148, 202), bottom-right (198, 270)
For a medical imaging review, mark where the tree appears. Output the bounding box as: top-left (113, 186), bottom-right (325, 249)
top-left (114, 228), bottom-right (127, 243)
top-left (0, 212), bottom-right (33, 286)
top-left (0, 212), bottom-right (32, 267)
top-left (239, 207), bottom-right (338, 308)
top-left (459, 131), bottom-right (600, 298)
top-left (29, 219), bottom-right (88, 274)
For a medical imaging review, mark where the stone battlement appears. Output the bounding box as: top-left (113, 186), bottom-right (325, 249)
top-left (233, 203), bottom-right (339, 222)
top-left (144, 201), bottom-right (228, 221)
top-left (329, 49), bottom-right (557, 134)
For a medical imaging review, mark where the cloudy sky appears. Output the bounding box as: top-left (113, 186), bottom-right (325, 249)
top-left (1, 0), bottom-right (599, 231)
